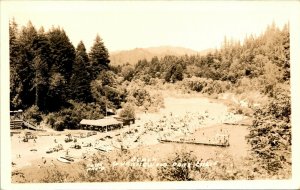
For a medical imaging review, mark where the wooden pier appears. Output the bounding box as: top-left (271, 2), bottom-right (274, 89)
top-left (158, 138), bottom-right (229, 147)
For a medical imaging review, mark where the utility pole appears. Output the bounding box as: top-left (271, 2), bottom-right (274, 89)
top-left (105, 85), bottom-right (108, 117)
top-left (105, 101), bottom-right (107, 117)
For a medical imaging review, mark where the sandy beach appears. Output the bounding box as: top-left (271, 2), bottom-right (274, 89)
top-left (11, 95), bottom-right (251, 182)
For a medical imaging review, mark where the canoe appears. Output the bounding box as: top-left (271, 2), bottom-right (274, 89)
top-left (57, 157), bottom-right (71, 163)
top-left (95, 145), bottom-right (113, 152)
top-left (61, 156), bottom-right (74, 162)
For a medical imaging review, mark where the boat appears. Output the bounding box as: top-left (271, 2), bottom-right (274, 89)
top-left (60, 156), bottom-right (75, 162)
top-left (70, 144), bottom-right (81, 149)
top-left (95, 145), bottom-right (113, 152)
top-left (46, 148), bottom-right (54, 154)
top-left (57, 157), bottom-right (71, 163)
top-left (83, 142), bottom-right (92, 147)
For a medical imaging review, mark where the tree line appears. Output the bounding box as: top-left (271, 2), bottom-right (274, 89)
top-left (10, 19), bottom-right (114, 113)
top-left (113, 22), bottom-right (289, 96)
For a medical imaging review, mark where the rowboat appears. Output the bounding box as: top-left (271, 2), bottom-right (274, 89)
top-left (95, 145), bottom-right (113, 152)
top-left (61, 156), bottom-right (75, 162)
top-left (57, 157), bottom-right (71, 163)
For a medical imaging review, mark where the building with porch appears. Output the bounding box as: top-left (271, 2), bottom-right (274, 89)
top-left (80, 117), bottom-right (123, 132)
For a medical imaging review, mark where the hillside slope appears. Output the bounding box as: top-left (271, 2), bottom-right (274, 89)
top-left (110, 46), bottom-right (212, 65)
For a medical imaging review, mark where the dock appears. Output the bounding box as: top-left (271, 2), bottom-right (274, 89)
top-left (158, 138), bottom-right (229, 147)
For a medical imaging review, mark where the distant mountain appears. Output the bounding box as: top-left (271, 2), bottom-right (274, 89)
top-left (109, 46), bottom-right (213, 66)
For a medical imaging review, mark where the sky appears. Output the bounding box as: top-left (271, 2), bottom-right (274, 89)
top-left (2, 1), bottom-right (295, 52)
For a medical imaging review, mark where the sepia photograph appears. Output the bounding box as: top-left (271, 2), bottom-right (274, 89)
top-left (1, 1), bottom-right (300, 189)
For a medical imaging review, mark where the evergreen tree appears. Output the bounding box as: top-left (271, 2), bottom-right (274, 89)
top-left (30, 27), bottom-right (51, 111)
top-left (281, 23), bottom-right (290, 81)
top-left (47, 72), bottom-right (67, 111)
top-left (9, 18), bottom-right (23, 109)
top-left (89, 34), bottom-right (110, 80)
top-left (163, 56), bottom-right (184, 83)
top-left (47, 27), bottom-right (75, 109)
top-left (32, 55), bottom-right (49, 110)
top-left (47, 27), bottom-right (75, 81)
top-left (70, 41), bottom-right (93, 102)
top-left (149, 56), bottom-right (160, 78)
top-left (16, 21), bottom-right (38, 108)
top-left (10, 20), bottom-right (51, 111)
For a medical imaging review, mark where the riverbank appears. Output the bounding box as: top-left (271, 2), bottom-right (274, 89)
top-left (11, 95), bottom-right (251, 182)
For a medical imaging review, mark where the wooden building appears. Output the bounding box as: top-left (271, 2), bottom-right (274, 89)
top-left (10, 110), bottom-right (24, 129)
top-left (80, 117), bottom-right (123, 132)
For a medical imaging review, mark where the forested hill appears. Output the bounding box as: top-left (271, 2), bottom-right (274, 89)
top-left (9, 20), bottom-right (289, 131)
top-left (110, 46), bottom-right (211, 66)
top-left (113, 23), bottom-right (289, 85)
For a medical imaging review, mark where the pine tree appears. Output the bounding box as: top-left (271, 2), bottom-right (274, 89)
top-left (47, 27), bottom-right (75, 81)
top-left (16, 21), bottom-right (38, 108)
top-left (30, 27), bottom-right (52, 111)
top-left (47, 27), bottom-right (75, 109)
top-left (33, 55), bottom-right (49, 110)
top-left (10, 20), bottom-right (52, 111)
top-left (281, 23), bottom-right (290, 81)
top-left (89, 34), bottom-right (110, 80)
top-left (47, 72), bottom-right (67, 111)
top-left (9, 18), bottom-right (23, 109)
top-left (70, 41), bottom-right (93, 102)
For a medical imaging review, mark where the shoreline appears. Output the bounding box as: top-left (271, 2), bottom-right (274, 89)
top-left (11, 95), bottom-right (251, 182)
